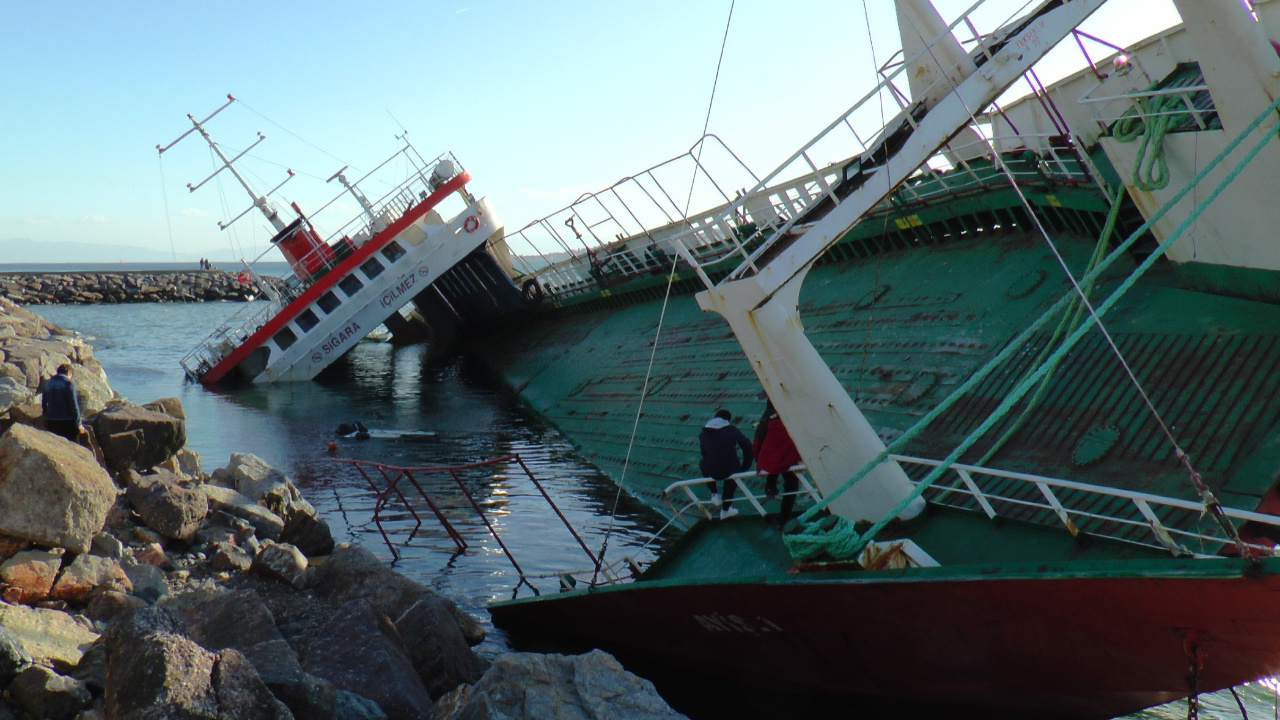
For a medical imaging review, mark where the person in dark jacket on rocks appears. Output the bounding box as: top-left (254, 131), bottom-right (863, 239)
top-left (753, 401), bottom-right (803, 528)
top-left (699, 409), bottom-right (753, 519)
top-left (41, 364), bottom-right (83, 442)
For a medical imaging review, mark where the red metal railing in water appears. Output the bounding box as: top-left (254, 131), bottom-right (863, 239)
top-left (336, 455), bottom-right (601, 579)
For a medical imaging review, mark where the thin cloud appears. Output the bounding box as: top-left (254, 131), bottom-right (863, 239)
top-left (79, 214), bottom-right (110, 224)
top-left (181, 208), bottom-right (210, 218)
top-left (457, 8), bottom-right (471, 14)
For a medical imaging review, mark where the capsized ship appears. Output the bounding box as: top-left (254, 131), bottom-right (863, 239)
top-left (160, 95), bottom-right (503, 384)
top-left (474, 0), bottom-right (1280, 717)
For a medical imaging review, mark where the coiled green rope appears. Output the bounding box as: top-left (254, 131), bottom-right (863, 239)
top-left (1113, 87), bottom-right (1192, 191)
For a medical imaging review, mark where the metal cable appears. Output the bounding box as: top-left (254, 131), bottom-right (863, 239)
top-left (592, 0), bottom-right (737, 585)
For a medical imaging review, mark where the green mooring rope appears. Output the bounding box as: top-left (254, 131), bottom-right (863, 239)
top-left (1113, 85), bottom-right (1193, 191)
top-left (782, 93), bottom-right (1280, 563)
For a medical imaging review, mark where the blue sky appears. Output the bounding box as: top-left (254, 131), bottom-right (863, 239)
top-left (0, 0), bottom-right (1177, 262)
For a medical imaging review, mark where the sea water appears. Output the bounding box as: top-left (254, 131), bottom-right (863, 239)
top-left (26, 300), bottom-right (1277, 720)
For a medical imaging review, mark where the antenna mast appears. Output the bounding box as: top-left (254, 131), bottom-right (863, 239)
top-left (157, 94), bottom-right (295, 233)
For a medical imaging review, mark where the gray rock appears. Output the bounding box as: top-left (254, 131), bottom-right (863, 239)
top-left (0, 376), bottom-right (30, 412)
top-left (90, 531), bottom-right (124, 559)
top-left (443, 650), bottom-right (688, 720)
top-left (301, 599), bottom-right (434, 720)
top-left (0, 424), bottom-right (116, 553)
top-left (89, 403), bottom-right (185, 472)
top-left (142, 397), bottom-right (186, 420)
top-left (104, 630), bottom-right (218, 719)
top-left (49, 554), bottom-right (131, 604)
top-left (203, 485), bottom-right (284, 541)
top-left (133, 474), bottom-right (209, 542)
top-left (212, 648), bottom-right (294, 720)
top-left (394, 597), bottom-right (488, 699)
top-left (0, 625), bottom-right (34, 685)
top-left (251, 542), bottom-right (308, 590)
top-left (280, 512), bottom-right (335, 558)
top-left (9, 665), bottom-right (91, 720)
top-left (84, 590), bottom-right (146, 622)
top-left (0, 603), bottom-right (99, 669)
top-left (70, 640), bottom-right (106, 693)
top-left (334, 690), bottom-right (388, 720)
top-left (312, 544), bottom-right (485, 647)
top-left (210, 542), bottom-right (253, 572)
top-left (122, 561), bottom-right (168, 603)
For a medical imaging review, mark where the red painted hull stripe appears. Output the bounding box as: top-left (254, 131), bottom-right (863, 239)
top-left (201, 171), bottom-right (472, 383)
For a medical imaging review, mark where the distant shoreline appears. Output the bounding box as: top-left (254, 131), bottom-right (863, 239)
top-left (0, 262), bottom-right (292, 274)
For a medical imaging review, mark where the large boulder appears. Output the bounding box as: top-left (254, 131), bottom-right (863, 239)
top-left (393, 597), bottom-right (488, 699)
top-left (0, 603), bottom-right (99, 669)
top-left (219, 454), bottom-right (333, 556)
top-left (435, 650), bottom-right (689, 720)
top-left (180, 590), bottom-right (336, 720)
top-left (251, 541), bottom-right (309, 590)
top-left (212, 648), bottom-right (294, 720)
top-left (9, 665), bottom-right (91, 720)
top-left (0, 376), bottom-right (31, 413)
top-left (89, 403), bottom-right (185, 472)
top-left (310, 544), bottom-right (485, 647)
top-left (105, 628), bottom-right (219, 718)
top-left (301, 599), bottom-right (434, 720)
top-left (126, 470), bottom-right (209, 542)
top-left (0, 424), bottom-right (116, 553)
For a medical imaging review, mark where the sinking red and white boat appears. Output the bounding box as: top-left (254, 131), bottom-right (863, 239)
top-left (162, 95), bottom-right (502, 384)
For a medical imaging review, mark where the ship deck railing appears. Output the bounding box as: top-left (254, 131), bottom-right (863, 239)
top-left (660, 456), bottom-right (1280, 560)
top-left (507, 127), bottom-right (1097, 305)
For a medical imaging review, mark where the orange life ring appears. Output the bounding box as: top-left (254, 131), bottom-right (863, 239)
top-left (463, 215), bottom-right (480, 233)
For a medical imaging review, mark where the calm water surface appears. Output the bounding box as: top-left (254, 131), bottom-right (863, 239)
top-left (29, 300), bottom-right (1275, 720)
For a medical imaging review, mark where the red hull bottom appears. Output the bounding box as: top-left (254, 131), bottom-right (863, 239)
top-left (491, 565), bottom-right (1280, 719)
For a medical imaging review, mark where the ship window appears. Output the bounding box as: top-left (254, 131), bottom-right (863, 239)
top-left (381, 241), bottom-right (407, 263)
top-left (361, 257), bottom-right (385, 279)
top-left (295, 309), bottom-right (320, 332)
top-left (273, 327), bottom-right (297, 350)
top-left (317, 291), bottom-right (341, 315)
top-left (338, 274), bottom-right (363, 297)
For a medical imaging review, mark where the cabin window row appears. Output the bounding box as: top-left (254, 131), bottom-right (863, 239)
top-left (270, 241), bottom-right (411, 352)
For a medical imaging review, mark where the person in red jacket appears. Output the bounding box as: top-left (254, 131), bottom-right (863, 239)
top-left (753, 401), bottom-right (802, 527)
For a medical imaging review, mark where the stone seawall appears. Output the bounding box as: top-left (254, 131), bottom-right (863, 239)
top-left (0, 271), bottom-right (288, 305)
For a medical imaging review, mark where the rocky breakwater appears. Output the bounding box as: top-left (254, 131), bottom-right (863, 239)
top-left (0, 296), bottom-right (689, 720)
top-left (0, 271), bottom-right (288, 305)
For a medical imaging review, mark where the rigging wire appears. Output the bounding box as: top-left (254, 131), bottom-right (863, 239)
top-left (157, 155), bottom-right (179, 263)
top-left (238, 99), bottom-right (357, 172)
top-left (591, 0), bottom-right (737, 585)
top-left (873, 11), bottom-right (1256, 558)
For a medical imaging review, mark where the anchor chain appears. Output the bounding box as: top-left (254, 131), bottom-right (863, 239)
top-left (1185, 640), bottom-right (1204, 720)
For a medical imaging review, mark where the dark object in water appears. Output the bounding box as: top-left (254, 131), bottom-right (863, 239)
top-left (335, 421), bottom-right (370, 439)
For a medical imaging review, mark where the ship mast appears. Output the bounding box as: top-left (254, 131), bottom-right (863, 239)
top-left (157, 94), bottom-right (295, 233)
top-left (689, 0), bottom-right (1108, 524)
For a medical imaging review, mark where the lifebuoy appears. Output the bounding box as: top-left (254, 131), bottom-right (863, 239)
top-left (236, 270), bottom-right (250, 284)
top-left (463, 215), bottom-right (480, 233)
top-left (521, 278), bottom-right (544, 305)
